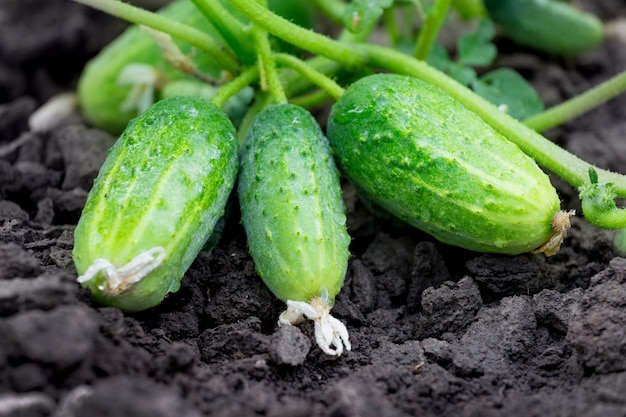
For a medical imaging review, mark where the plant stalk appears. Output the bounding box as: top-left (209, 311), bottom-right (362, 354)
top-left (191, 0), bottom-right (255, 64)
top-left (274, 53), bottom-right (345, 99)
top-left (524, 70), bottom-right (626, 132)
top-left (252, 26), bottom-right (287, 104)
top-left (225, 0), bottom-right (367, 68)
top-left (71, 0), bottom-right (240, 74)
top-left (211, 66), bottom-right (259, 109)
top-left (414, 0), bottom-right (453, 60)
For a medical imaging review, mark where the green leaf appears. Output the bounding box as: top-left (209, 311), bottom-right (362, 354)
top-left (343, 0), bottom-right (393, 33)
top-left (457, 18), bottom-right (497, 67)
top-left (472, 68), bottom-right (544, 120)
top-left (589, 167), bottom-right (599, 184)
top-left (426, 43), bottom-right (452, 72)
top-left (449, 62), bottom-right (477, 86)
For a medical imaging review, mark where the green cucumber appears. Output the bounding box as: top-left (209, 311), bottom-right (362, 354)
top-left (238, 103), bottom-right (350, 303)
top-left (327, 73), bottom-right (562, 255)
top-left (78, 0), bottom-right (224, 134)
top-left (484, 0), bottom-right (603, 56)
top-left (73, 96), bottom-right (238, 312)
top-left (237, 104), bottom-right (351, 355)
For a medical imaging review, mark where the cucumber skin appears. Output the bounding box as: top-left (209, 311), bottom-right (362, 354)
top-left (327, 74), bottom-right (560, 255)
top-left (238, 104), bottom-right (350, 304)
top-left (73, 96), bottom-right (238, 312)
top-left (78, 0), bottom-right (223, 134)
top-left (484, 0), bottom-right (603, 56)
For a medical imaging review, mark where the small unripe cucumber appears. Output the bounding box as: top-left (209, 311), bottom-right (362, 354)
top-left (237, 104), bottom-right (351, 305)
top-left (78, 0), bottom-right (224, 134)
top-left (327, 74), bottom-right (561, 255)
top-left (73, 96), bottom-right (238, 312)
top-left (484, 0), bottom-right (603, 56)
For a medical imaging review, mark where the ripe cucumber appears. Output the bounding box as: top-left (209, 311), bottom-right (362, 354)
top-left (484, 0), bottom-right (603, 56)
top-left (73, 96), bottom-right (238, 312)
top-left (327, 73), bottom-right (561, 255)
top-left (238, 103), bottom-right (351, 355)
top-left (78, 0), bottom-right (224, 134)
top-left (238, 104), bottom-right (350, 304)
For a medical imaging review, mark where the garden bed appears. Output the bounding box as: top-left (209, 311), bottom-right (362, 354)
top-left (1, 1), bottom-right (626, 416)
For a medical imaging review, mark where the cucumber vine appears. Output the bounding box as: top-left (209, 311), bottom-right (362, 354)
top-left (68, 0), bottom-right (626, 355)
top-left (72, 0), bottom-right (626, 233)
top-left (72, 1), bottom-right (626, 280)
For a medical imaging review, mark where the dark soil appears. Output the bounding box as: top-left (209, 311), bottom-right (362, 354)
top-left (2, 1), bottom-right (626, 416)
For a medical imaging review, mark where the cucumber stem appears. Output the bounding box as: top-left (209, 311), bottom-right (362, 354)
top-left (252, 25), bottom-right (287, 104)
top-left (382, 7), bottom-right (401, 46)
top-left (582, 202), bottom-right (626, 229)
top-left (283, 56), bottom-right (343, 98)
top-left (71, 0), bottom-right (240, 74)
top-left (191, 0), bottom-right (255, 64)
top-left (237, 91), bottom-right (272, 142)
top-left (414, 0), bottom-right (453, 60)
top-left (210, 66), bottom-right (259, 109)
top-left (225, 0), bottom-right (367, 68)
top-left (274, 53), bottom-right (345, 100)
top-left (524, 70), bottom-right (626, 132)
top-left (289, 89), bottom-right (332, 109)
top-left (578, 170), bottom-right (626, 229)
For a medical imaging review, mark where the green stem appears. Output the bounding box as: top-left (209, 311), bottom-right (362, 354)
top-left (414, 0), bottom-right (453, 60)
top-left (290, 89), bottom-right (332, 109)
top-left (358, 43), bottom-right (626, 196)
top-left (274, 53), bottom-right (345, 99)
top-left (283, 56), bottom-right (343, 98)
top-left (338, 27), bottom-right (374, 44)
top-left (578, 171), bottom-right (626, 229)
top-left (211, 66), bottom-right (259, 108)
top-left (191, 0), bottom-right (255, 64)
top-left (252, 26), bottom-right (287, 104)
top-left (225, 0), bottom-right (367, 68)
top-left (71, 0), bottom-right (240, 74)
top-left (408, 0), bottom-right (425, 35)
top-left (524, 70), bottom-right (626, 132)
top-left (237, 91), bottom-right (273, 142)
top-left (383, 8), bottom-right (401, 46)
top-left (582, 200), bottom-right (626, 229)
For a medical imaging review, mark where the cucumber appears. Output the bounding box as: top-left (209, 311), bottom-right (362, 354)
top-left (78, 0), bottom-right (224, 134)
top-left (327, 73), bottom-right (562, 255)
top-left (73, 96), bottom-right (238, 312)
top-left (237, 104), bottom-right (351, 355)
top-left (484, 0), bottom-right (603, 56)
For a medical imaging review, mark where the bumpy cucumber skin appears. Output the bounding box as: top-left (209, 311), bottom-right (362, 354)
top-left (484, 0), bottom-right (603, 56)
top-left (78, 0), bottom-right (223, 134)
top-left (327, 74), bottom-right (560, 255)
top-left (73, 96), bottom-right (238, 312)
top-left (238, 104), bottom-right (350, 304)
